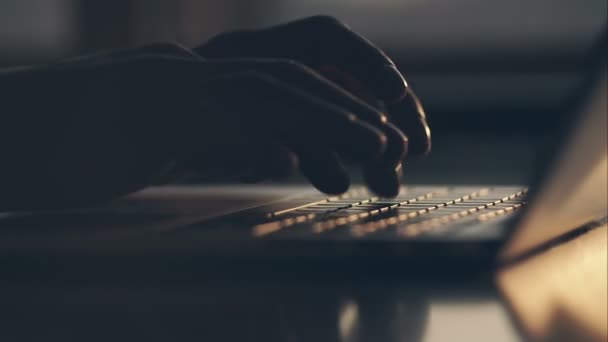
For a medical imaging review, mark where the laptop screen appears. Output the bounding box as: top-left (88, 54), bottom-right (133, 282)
top-left (501, 63), bottom-right (607, 260)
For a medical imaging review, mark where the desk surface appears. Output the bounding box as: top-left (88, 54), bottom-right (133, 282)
top-left (0, 185), bottom-right (605, 342)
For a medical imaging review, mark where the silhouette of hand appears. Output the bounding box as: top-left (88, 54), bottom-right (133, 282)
top-left (197, 16), bottom-right (431, 195)
top-left (0, 16), bottom-right (430, 210)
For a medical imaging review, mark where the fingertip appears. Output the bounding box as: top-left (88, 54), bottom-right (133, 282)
top-left (321, 178), bottom-right (350, 195)
top-left (406, 119), bottom-right (431, 156)
top-left (312, 171), bottom-right (350, 195)
top-left (389, 88), bottom-right (432, 156)
top-left (420, 124), bottom-right (432, 155)
top-left (376, 65), bottom-right (408, 103)
top-left (362, 164), bottom-right (401, 198)
top-left (298, 152), bottom-right (351, 195)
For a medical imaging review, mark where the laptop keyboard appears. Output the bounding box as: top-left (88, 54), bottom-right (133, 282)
top-left (252, 187), bottom-right (527, 239)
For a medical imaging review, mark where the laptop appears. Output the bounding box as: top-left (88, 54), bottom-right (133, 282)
top-left (0, 41), bottom-right (605, 275)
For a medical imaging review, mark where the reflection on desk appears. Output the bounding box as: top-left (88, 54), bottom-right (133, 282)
top-left (0, 274), bottom-right (519, 341)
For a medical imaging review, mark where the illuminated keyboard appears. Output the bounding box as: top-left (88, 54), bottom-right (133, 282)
top-left (252, 186), bottom-right (527, 239)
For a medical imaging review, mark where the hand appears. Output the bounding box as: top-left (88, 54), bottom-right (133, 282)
top-left (0, 16), bottom-right (430, 210)
top-left (196, 15), bottom-right (431, 195)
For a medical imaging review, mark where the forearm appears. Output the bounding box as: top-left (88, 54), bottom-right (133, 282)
top-left (0, 66), bottom-right (91, 210)
top-left (0, 55), bottom-right (185, 210)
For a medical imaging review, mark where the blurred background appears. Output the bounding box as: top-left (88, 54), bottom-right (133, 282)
top-left (1, 0), bottom-right (606, 183)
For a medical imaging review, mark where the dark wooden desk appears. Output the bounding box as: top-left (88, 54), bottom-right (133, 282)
top-left (0, 186), bottom-right (605, 341)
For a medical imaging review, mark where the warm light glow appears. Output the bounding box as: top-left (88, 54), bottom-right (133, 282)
top-left (338, 299), bottom-right (360, 340)
top-left (498, 225), bottom-right (608, 341)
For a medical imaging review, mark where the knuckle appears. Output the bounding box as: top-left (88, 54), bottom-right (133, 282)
top-left (274, 59), bottom-right (308, 71)
top-left (209, 30), bottom-right (247, 42)
top-left (270, 59), bottom-right (317, 76)
top-left (203, 30), bottom-right (251, 52)
top-left (124, 55), bottom-right (179, 73)
top-left (144, 42), bottom-right (187, 53)
top-left (305, 15), bottom-right (346, 29)
top-left (204, 32), bottom-right (231, 48)
top-left (344, 113), bottom-right (358, 122)
top-left (221, 71), bottom-right (275, 88)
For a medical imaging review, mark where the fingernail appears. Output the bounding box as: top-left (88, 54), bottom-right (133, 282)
top-left (404, 119), bottom-right (431, 155)
top-left (377, 65), bottom-right (408, 103)
top-left (389, 90), bottom-right (432, 155)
